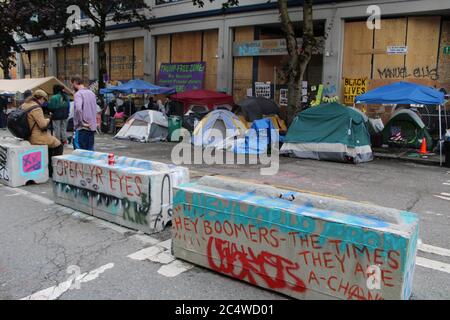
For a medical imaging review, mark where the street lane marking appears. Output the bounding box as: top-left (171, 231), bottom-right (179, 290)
top-left (21, 263), bottom-right (114, 300)
top-left (158, 260), bottom-right (194, 278)
top-left (434, 194), bottom-right (450, 201)
top-left (415, 257), bottom-right (450, 275)
top-left (418, 243), bottom-right (450, 257)
top-left (127, 242), bottom-right (193, 278)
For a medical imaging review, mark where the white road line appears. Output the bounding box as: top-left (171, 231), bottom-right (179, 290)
top-left (127, 246), bottom-right (165, 261)
top-left (418, 243), bottom-right (450, 257)
top-left (21, 263), bottom-right (114, 300)
top-left (158, 260), bottom-right (194, 278)
top-left (416, 257), bottom-right (450, 274)
top-left (443, 183), bottom-right (450, 186)
top-left (434, 195), bottom-right (450, 201)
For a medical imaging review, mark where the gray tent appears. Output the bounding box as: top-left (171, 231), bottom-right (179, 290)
top-left (114, 110), bottom-right (168, 143)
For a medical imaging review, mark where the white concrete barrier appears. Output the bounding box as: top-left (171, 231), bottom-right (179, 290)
top-left (0, 137), bottom-right (49, 187)
top-left (52, 150), bottom-right (189, 234)
top-left (172, 176), bottom-right (420, 300)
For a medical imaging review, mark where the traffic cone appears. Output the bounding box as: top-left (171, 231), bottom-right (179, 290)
top-left (419, 138), bottom-right (428, 155)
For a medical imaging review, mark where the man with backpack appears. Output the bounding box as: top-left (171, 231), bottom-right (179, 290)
top-left (16, 90), bottom-right (63, 177)
top-left (48, 85), bottom-right (70, 145)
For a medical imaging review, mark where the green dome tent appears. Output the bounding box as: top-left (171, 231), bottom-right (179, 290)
top-left (382, 109), bottom-right (433, 150)
top-left (281, 103), bottom-right (373, 164)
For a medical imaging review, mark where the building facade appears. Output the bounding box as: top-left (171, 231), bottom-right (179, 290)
top-left (14, 0), bottom-right (450, 104)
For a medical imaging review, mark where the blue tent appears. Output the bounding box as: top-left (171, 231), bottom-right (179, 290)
top-left (356, 81), bottom-right (445, 105)
top-left (100, 79), bottom-right (176, 95)
top-left (234, 118), bottom-right (279, 155)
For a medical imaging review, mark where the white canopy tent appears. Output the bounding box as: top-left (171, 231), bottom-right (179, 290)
top-left (0, 77), bottom-right (73, 96)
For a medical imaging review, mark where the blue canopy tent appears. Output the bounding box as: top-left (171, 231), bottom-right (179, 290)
top-left (100, 79), bottom-right (176, 95)
top-left (355, 81), bottom-right (447, 165)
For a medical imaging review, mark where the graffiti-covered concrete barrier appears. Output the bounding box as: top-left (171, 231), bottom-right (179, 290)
top-left (52, 150), bottom-right (189, 234)
top-left (0, 137), bottom-right (49, 187)
top-left (172, 176), bottom-right (419, 300)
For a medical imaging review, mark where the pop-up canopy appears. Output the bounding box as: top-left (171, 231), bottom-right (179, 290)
top-left (356, 81), bottom-right (448, 166)
top-left (100, 79), bottom-right (176, 95)
top-left (355, 81), bottom-right (445, 105)
top-left (0, 76), bottom-right (73, 96)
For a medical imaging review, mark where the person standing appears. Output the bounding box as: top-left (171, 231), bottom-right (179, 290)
top-left (71, 76), bottom-right (97, 151)
top-left (48, 85), bottom-right (70, 145)
top-left (21, 90), bottom-right (63, 177)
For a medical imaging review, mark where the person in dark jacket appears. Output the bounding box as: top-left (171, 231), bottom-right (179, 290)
top-left (48, 85), bottom-right (70, 144)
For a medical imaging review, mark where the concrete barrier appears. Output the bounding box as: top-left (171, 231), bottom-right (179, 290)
top-left (52, 150), bottom-right (189, 234)
top-left (172, 176), bottom-right (419, 300)
top-left (0, 137), bottom-right (49, 187)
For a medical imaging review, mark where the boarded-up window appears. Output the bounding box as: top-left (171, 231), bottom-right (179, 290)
top-left (342, 17), bottom-right (445, 95)
top-left (233, 26), bottom-right (254, 102)
top-left (155, 30), bottom-right (219, 91)
top-left (105, 37), bottom-right (144, 82)
top-left (56, 44), bottom-right (90, 84)
top-left (22, 49), bottom-right (48, 78)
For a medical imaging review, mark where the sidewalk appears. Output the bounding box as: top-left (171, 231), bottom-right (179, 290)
top-left (373, 147), bottom-right (445, 167)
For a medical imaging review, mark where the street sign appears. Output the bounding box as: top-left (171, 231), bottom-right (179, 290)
top-left (387, 46), bottom-right (408, 55)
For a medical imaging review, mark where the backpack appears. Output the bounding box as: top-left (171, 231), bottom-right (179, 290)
top-left (7, 105), bottom-right (40, 140)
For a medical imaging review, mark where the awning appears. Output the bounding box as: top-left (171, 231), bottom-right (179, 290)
top-left (0, 77), bottom-right (74, 96)
top-left (355, 81), bottom-right (445, 105)
top-left (100, 79), bottom-right (176, 95)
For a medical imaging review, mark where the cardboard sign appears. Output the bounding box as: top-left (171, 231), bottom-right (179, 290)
top-left (158, 62), bottom-right (206, 93)
top-left (344, 78), bottom-right (368, 105)
top-left (280, 89), bottom-right (288, 106)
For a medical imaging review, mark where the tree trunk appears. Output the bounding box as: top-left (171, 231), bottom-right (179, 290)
top-left (98, 36), bottom-right (107, 90)
top-left (278, 0), bottom-right (315, 125)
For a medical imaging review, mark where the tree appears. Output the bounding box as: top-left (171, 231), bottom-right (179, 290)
top-left (63, 1), bottom-right (152, 91)
top-left (0, 0), bottom-right (70, 79)
top-left (192, 0), bottom-right (316, 125)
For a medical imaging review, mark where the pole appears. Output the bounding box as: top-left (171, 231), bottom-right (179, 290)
top-left (439, 104), bottom-right (443, 167)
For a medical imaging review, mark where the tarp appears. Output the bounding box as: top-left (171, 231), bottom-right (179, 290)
top-left (192, 109), bottom-right (247, 148)
top-left (281, 103), bottom-right (373, 163)
top-left (382, 109), bottom-right (433, 150)
top-left (237, 97), bottom-right (280, 122)
top-left (100, 79), bottom-right (176, 95)
top-left (234, 118), bottom-right (279, 155)
top-left (0, 77), bottom-right (73, 96)
top-left (114, 110), bottom-right (168, 143)
top-left (171, 90), bottom-right (235, 113)
top-left (356, 81), bottom-right (446, 105)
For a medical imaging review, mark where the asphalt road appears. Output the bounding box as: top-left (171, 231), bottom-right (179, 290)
top-left (1, 132), bottom-right (449, 300)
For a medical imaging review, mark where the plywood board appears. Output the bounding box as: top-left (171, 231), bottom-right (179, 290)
top-left (233, 26), bottom-right (254, 102)
top-left (82, 44), bottom-right (90, 82)
top-left (202, 29), bottom-right (218, 91)
top-left (30, 49), bottom-right (48, 78)
top-left (373, 18), bottom-right (407, 80)
top-left (342, 21), bottom-right (373, 79)
top-left (405, 16), bottom-right (441, 82)
top-left (56, 47), bottom-right (66, 80)
top-left (156, 34), bottom-right (171, 75)
top-left (109, 38), bottom-right (134, 81)
top-left (134, 38), bottom-right (144, 79)
top-left (438, 20), bottom-right (450, 87)
top-left (171, 31), bottom-right (202, 63)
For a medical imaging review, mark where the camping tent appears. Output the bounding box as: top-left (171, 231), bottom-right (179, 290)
top-left (281, 103), bottom-right (373, 164)
top-left (234, 118), bottom-right (279, 155)
top-left (114, 110), bottom-right (168, 143)
top-left (0, 77), bottom-right (73, 96)
top-left (100, 79), bottom-right (176, 95)
top-left (171, 90), bottom-right (235, 113)
top-left (356, 81), bottom-right (447, 165)
top-left (382, 109), bottom-right (433, 150)
top-left (192, 109), bottom-right (247, 149)
top-left (237, 97), bottom-right (280, 122)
